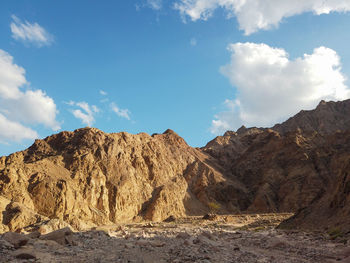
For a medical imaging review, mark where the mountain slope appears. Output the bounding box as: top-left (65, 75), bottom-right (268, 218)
top-left (203, 98), bottom-right (350, 231)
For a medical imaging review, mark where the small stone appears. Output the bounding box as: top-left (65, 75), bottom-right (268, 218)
top-left (193, 237), bottom-right (201, 244)
top-left (201, 231), bottom-right (215, 240)
top-left (124, 243), bottom-right (133, 249)
top-left (163, 215), bottom-right (176, 222)
top-left (144, 222), bottom-right (154, 228)
top-left (202, 214), bottom-right (217, 221)
top-left (115, 225), bottom-right (124, 231)
top-left (268, 237), bottom-right (288, 249)
top-left (184, 239), bottom-right (191, 246)
top-left (150, 240), bottom-right (165, 247)
top-left (176, 232), bottom-right (191, 239)
top-left (136, 240), bottom-right (149, 246)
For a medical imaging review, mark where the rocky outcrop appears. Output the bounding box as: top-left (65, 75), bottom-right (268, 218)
top-left (273, 99), bottom-right (350, 135)
top-left (203, 129), bottom-right (336, 213)
top-left (279, 131), bottom-right (350, 231)
top-left (0, 128), bottom-right (244, 231)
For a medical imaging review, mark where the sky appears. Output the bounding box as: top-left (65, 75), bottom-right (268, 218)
top-left (1, 0), bottom-right (350, 156)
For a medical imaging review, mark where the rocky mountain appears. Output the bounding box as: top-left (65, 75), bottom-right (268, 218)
top-left (1, 99), bottom-right (350, 233)
top-left (0, 128), bottom-right (246, 231)
top-left (203, 99), bottom-right (350, 232)
top-left (273, 99), bottom-right (350, 135)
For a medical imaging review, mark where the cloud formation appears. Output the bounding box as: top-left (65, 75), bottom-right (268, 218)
top-left (68, 101), bottom-right (99, 126)
top-left (174, 0), bottom-right (350, 34)
top-left (110, 102), bottom-right (131, 120)
top-left (99, 90), bottom-right (107, 96)
top-left (211, 42), bottom-right (350, 134)
top-left (10, 15), bottom-right (53, 47)
top-left (0, 49), bottom-right (60, 142)
top-left (147, 0), bottom-right (163, 10)
top-left (190, 37), bottom-right (197, 46)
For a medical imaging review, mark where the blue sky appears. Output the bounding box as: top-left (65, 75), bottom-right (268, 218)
top-left (1, 0), bottom-right (350, 156)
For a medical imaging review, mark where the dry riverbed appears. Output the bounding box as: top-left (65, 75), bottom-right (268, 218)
top-left (1, 213), bottom-right (349, 263)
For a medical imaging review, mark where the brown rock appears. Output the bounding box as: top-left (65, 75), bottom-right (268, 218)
top-left (0, 238), bottom-right (14, 249)
top-left (163, 215), bottom-right (176, 222)
top-left (149, 240), bottom-right (165, 247)
top-left (202, 214), bottom-right (217, 221)
top-left (176, 232), bottom-right (191, 239)
top-left (2, 232), bottom-right (29, 248)
top-left (14, 249), bottom-right (36, 259)
top-left (25, 231), bottom-right (41, 239)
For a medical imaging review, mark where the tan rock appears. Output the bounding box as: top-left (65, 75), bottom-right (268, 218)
top-left (39, 227), bottom-right (74, 246)
top-left (0, 127), bottom-right (237, 231)
top-left (1, 201), bottom-right (47, 232)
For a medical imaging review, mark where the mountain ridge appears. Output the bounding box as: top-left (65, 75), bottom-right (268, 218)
top-left (1, 99), bottom-right (350, 232)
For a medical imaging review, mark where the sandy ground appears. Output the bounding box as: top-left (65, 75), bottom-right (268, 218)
top-left (1, 213), bottom-right (349, 263)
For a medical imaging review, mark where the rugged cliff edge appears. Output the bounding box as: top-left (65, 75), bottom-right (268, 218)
top-left (1, 99), bottom-right (350, 232)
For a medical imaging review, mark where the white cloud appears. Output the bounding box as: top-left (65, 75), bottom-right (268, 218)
top-left (110, 102), bottom-right (131, 120)
top-left (99, 90), bottom-right (107, 96)
top-left (147, 0), bottom-right (163, 10)
top-left (0, 49), bottom-right (60, 142)
top-left (0, 113), bottom-right (38, 143)
top-left (3, 90), bottom-right (60, 130)
top-left (174, 0), bottom-right (350, 34)
top-left (68, 101), bottom-right (99, 126)
top-left (211, 42), bottom-right (350, 134)
top-left (135, 4), bottom-right (141, 11)
top-left (92, 105), bottom-right (100, 113)
top-left (10, 15), bottom-right (53, 47)
top-left (190, 37), bottom-right (197, 46)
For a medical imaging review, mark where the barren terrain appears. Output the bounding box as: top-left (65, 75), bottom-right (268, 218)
top-left (1, 213), bottom-right (349, 263)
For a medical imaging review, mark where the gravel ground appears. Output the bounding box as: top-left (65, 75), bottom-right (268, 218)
top-left (1, 214), bottom-right (349, 263)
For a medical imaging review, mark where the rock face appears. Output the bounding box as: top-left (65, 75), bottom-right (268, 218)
top-left (0, 128), bottom-right (245, 230)
top-left (203, 99), bottom-right (350, 231)
top-left (1, 99), bottom-right (350, 232)
top-left (279, 130), bottom-right (350, 231)
top-left (273, 99), bottom-right (350, 135)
